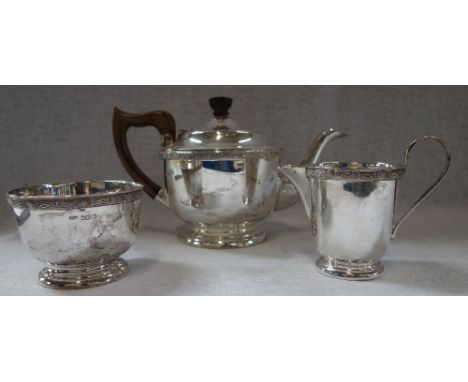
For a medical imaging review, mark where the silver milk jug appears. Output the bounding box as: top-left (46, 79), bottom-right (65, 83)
top-left (279, 136), bottom-right (451, 280)
top-left (113, 97), bottom-right (345, 249)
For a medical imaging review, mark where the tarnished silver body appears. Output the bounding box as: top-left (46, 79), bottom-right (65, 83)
top-left (279, 136), bottom-right (451, 280)
top-left (7, 180), bottom-right (143, 289)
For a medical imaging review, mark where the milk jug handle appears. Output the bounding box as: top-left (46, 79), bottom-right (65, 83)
top-left (392, 136), bottom-right (451, 238)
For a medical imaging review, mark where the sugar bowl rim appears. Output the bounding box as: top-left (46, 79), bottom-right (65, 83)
top-left (6, 180), bottom-right (143, 210)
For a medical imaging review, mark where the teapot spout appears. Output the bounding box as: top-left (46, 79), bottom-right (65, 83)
top-left (277, 165), bottom-right (311, 219)
top-left (275, 128), bottom-right (346, 213)
top-left (300, 128), bottom-right (347, 166)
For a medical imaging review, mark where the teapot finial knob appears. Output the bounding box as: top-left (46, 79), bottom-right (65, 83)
top-left (209, 96), bottom-right (232, 118)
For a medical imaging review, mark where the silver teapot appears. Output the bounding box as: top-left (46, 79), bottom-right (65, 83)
top-left (279, 136), bottom-right (450, 280)
top-left (113, 97), bottom-right (345, 249)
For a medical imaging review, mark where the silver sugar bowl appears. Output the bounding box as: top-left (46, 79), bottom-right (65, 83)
top-left (279, 136), bottom-right (451, 280)
top-left (113, 96), bottom-right (345, 249)
top-left (6, 180), bottom-right (143, 289)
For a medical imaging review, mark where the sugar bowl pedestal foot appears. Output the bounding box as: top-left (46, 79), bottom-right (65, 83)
top-left (38, 258), bottom-right (129, 289)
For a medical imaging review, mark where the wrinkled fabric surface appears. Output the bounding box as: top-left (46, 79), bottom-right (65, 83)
top-left (1, 204), bottom-right (467, 296)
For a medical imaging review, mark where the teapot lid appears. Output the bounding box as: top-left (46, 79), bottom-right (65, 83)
top-left (306, 161), bottom-right (406, 181)
top-left (163, 97), bottom-right (281, 160)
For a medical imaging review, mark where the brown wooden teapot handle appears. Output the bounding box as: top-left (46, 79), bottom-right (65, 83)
top-left (112, 107), bottom-right (176, 198)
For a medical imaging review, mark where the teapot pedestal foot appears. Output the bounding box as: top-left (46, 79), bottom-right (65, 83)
top-left (38, 258), bottom-right (129, 289)
top-left (315, 256), bottom-right (384, 280)
top-left (180, 222), bottom-right (265, 249)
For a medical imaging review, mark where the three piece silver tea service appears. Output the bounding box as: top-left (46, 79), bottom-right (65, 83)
top-left (6, 97), bottom-right (451, 289)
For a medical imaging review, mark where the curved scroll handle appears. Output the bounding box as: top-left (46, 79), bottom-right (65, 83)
top-left (112, 107), bottom-right (176, 198)
top-left (392, 136), bottom-right (451, 238)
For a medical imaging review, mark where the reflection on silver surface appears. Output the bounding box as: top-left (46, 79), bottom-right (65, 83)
top-left (310, 177), bottom-right (396, 277)
top-left (6, 180), bottom-right (143, 289)
top-left (279, 136), bottom-right (451, 280)
top-left (164, 157), bottom-right (279, 248)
